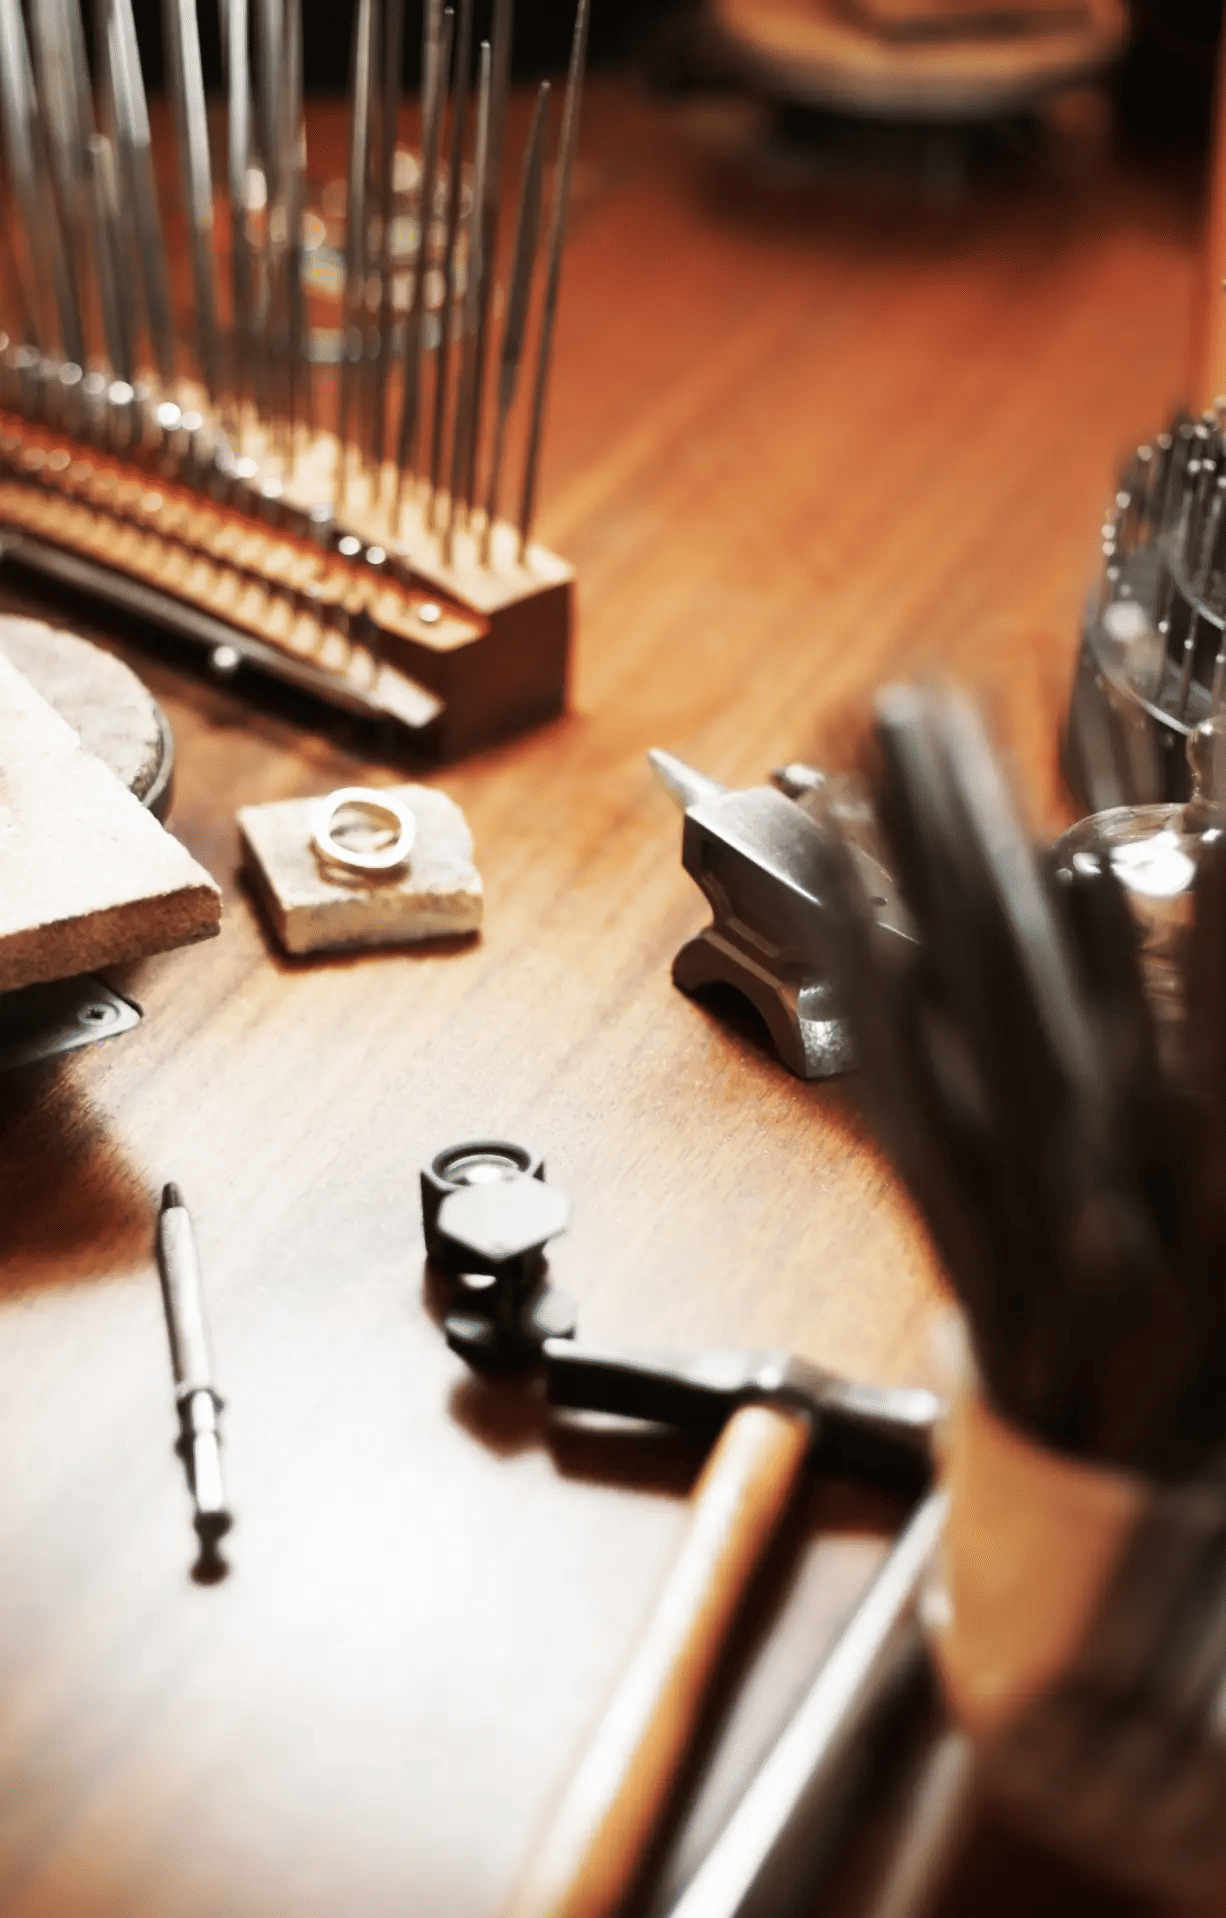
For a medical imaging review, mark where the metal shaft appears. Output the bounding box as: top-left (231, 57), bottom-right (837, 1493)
top-left (516, 0), bottom-right (589, 560)
top-left (0, 0), bottom-right (76, 361)
top-left (163, 0), bottom-right (220, 399)
top-left (393, 2), bottom-right (452, 524)
top-left (463, 0), bottom-right (512, 517)
top-left (445, 36), bottom-right (491, 560)
top-left (371, 0), bottom-right (406, 472)
top-left (226, 0), bottom-right (253, 416)
top-left (156, 1184), bottom-right (233, 1549)
top-left (280, 0), bottom-right (309, 457)
top-left (103, 0), bottom-right (176, 392)
top-left (427, 0), bottom-right (473, 525)
top-left (336, 0), bottom-right (377, 507)
top-left (480, 78), bottom-right (549, 565)
top-left (31, 0), bottom-right (95, 374)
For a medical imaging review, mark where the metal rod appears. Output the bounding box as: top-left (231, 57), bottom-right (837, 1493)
top-left (393, 2), bottom-right (452, 526)
top-left (31, 0), bottom-right (95, 374)
top-left (445, 37), bottom-right (490, 561)
top-left (163, 0), bottom-right (221, 400)
top-left (336, 0), bottom-right (377, 508)
top-left (257, 0), bottom-right (284, 207)
top-left (516, 0), bottom-right (589, 561)
top-left (105, 0), bottom-right (176, 392)
top-left (225, 0), bottom-right (253, 418)
top-left (427, 0), bottom-right (473, 526)
top-left (371, 0), bottom-right (406, 474)
top-left (249, 0), bottom-right (283, 434)
top-left (464, 0), bottom-right (512, 518)
top-left (480, 79), bottom-right (549, 566)
top-left (88, 131), bottom-right (136, 385)
top-left (0, 0), bottom-right (75, 362)
top-left (281, 0), bottom-right (308, 460)
top-left (156, 1184), bottom-right (233, 1550)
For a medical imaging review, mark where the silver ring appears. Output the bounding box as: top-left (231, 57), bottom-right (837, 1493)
top-left (310, 787), bottom-right (415, 876)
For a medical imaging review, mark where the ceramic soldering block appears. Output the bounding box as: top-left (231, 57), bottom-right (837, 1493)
top-left (238, 784), bottom-right (483, 956)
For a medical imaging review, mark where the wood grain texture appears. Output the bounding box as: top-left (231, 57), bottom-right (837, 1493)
top-left (0, 81), bottom-right (1207, 1918)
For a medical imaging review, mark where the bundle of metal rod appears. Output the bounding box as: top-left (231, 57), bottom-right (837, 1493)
top-left (823, 684), bottom-right (1226, 1479)
top-left (0, 0), bottom-right (587, 758)
top-left (1064, 405), bottom-right (1226, 812)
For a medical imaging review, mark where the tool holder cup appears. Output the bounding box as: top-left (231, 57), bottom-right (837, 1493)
top-left (924, 1379), bottom-right (1226, 1900)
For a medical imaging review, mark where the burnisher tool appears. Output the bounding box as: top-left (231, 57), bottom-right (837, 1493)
top-left (156, 1183), bottom-right (233, 1550)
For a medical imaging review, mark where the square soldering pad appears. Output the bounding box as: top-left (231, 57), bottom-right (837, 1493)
top-left (238, 784), bottom-right (483, 956)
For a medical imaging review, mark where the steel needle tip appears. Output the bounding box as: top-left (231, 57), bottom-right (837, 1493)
top-left (647, 749), bottom-right (728, 812)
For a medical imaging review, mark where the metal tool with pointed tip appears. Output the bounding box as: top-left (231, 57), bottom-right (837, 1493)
top-left (422, 1138), bottom-right (940, 1918)
top-left (649, 749), bottom-right (915, 1079)
top-left (156, 1183), bottom-right (233, 1555)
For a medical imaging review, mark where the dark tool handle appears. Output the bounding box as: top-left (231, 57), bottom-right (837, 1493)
top-left (504, 1403), bottom-right (812, 1918)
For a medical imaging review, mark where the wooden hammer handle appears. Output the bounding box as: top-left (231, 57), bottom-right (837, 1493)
top-left (505, 1401), bottom-right (812, 1918)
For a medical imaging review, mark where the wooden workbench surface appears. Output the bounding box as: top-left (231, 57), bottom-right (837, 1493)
top-left (0, 79), bottom-right (1205, 1918)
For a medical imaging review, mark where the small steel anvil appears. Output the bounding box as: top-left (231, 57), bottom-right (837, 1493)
top-left (649, 750), bottom-right (914, 1079)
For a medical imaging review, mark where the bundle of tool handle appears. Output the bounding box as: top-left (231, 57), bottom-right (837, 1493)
top-left (0, 0), bottom-right (586, 758)
top-left (1065, 404), bottom-right (1226, 813)
top-left (817, 682), bottom-right (1226, 1896)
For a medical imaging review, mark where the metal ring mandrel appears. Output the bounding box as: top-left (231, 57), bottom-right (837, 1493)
top-left (310, 786), bottom-right (415, 877)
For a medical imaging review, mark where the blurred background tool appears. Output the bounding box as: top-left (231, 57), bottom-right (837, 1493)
top-left (0, 0), bottom-right (588, 759)
top-left (649, 747), bottom-right (912, 1078)
top-left (708, 0), bottom-right (1126, 122)
top-left (821, 682), bottom-right (1226, 1897)
top-left (424, 1139), bottom-right (939, 1918)
top-left (1064, 407), bottom-right (1226, 812)
top-left (656, 1495), bottom-right (960, 1918)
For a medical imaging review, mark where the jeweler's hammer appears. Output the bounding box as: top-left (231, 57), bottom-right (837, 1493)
top-left (422, 1141), bottom-right (941, 1918)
